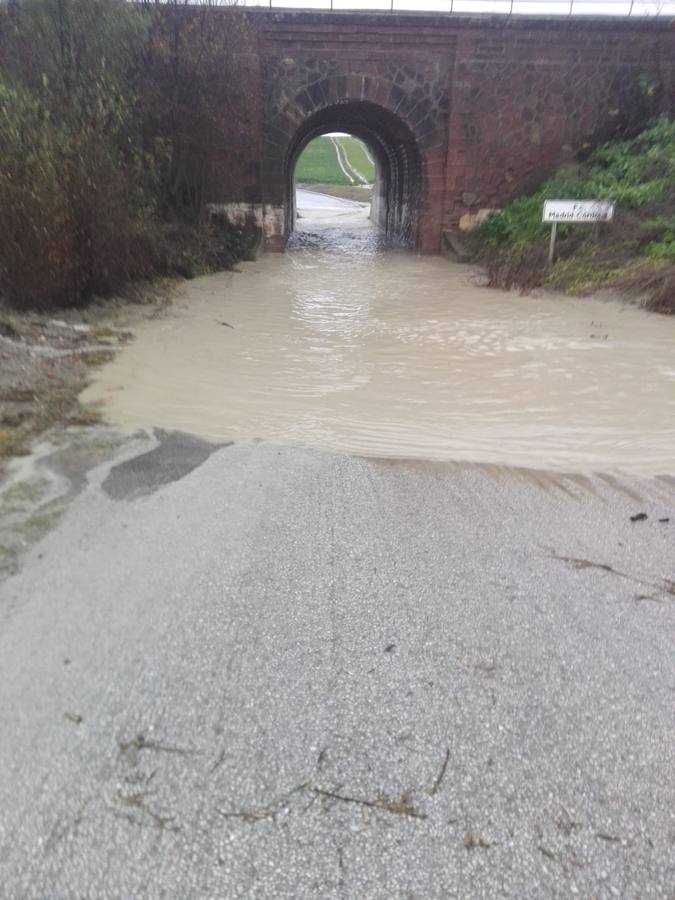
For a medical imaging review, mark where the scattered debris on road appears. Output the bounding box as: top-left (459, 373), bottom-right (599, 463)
top-left (463, 831), bottom-right (493, 850)
top-left (119, 733), bottom-right (194, 758)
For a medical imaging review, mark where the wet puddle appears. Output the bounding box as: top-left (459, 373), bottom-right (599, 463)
top-left (81, 210), bottom-right (675, 475)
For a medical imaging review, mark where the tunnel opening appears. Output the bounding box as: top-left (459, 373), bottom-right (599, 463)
top-left (286, 101), bottom-right (423, 249)
top-left (294, 133), bottom-right (375, 222)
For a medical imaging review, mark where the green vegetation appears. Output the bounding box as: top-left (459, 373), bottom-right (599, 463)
top-left (474, 119), bottom-right (675, 312)
top-left (296, 135), bottom-right (375, 186)
top-left (0, 0), bottom-right (256, 310)
top-left (296, 137), bottom-right (347, 185)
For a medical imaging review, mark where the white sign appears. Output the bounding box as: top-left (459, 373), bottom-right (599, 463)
top-left (543, 200), bottom-right (615, 224)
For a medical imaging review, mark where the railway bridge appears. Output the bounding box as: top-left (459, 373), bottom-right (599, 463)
top-left (205, 9), bottom-right (675, 252)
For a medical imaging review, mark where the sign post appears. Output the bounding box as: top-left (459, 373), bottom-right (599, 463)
top-left (548, 222), bottom-right (558, 267)
top-left (542, 199), bottom-right (615, 266)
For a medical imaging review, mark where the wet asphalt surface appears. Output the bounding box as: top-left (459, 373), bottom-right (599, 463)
top-left (0, 430), bottom-right (674, 898)
top-left (296, 188), bottom-right (366, 210)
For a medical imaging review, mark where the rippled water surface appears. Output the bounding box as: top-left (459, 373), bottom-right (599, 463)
top-left (82, 209), bottom-right (675, 474)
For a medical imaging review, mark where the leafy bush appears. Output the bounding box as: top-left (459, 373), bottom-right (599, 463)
top-left (641, 216), bottom-right (675, 261)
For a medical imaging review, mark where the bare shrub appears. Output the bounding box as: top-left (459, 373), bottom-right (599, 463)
top-left (0, 0), bottom-right (256, 309)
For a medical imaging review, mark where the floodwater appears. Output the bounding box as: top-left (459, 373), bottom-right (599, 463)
top-left (81, 207), bottom-right (675, 475)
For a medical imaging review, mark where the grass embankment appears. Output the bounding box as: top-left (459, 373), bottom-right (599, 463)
top-left (474, 119), bottom-right (675, 313)
top-left (296, 136), bottom-right (375, 186)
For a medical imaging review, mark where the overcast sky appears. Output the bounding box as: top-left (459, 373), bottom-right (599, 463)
top-left (239, 0), bottom-right (673, 15)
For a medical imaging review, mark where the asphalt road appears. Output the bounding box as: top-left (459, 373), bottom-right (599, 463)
top-left (0, 429), bottom-right (674, 898)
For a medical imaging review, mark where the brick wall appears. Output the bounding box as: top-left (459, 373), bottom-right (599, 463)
top-left (443, 17), bottom-right (675, 236)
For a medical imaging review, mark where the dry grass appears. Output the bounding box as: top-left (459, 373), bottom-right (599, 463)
top-left (82, 351), bottom-right (116, 367)
top-left (616, 262), bottom-right (675, 313)
top-left (480, 228), bottom-right (675, 314)
top-left (0, 430), bottom-right (26, 459)
top-left (66, 407), bottom-right (103, 427)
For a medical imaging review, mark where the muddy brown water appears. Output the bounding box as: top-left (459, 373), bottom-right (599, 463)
top-left (81, 209), bottom-right (675, 475)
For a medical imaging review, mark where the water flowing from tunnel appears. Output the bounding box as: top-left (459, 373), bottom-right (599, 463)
top-left (80, 209), bottom-right (675, 475)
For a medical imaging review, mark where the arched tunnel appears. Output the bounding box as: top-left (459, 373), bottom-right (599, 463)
top-left (286, 101), bottom-right (423, 248)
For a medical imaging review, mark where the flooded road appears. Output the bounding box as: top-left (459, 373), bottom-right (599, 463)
top-left (82, 212), bottom-right (675, 475)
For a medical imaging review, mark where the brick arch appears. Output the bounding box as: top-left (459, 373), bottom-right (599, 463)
top-left (261, 69), bottom-right (449, 251)
top-left (286, 100), bottom-right (423, 247)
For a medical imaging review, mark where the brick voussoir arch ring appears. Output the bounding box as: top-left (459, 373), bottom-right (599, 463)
top-left (265, 73), bottom-right (431, 250)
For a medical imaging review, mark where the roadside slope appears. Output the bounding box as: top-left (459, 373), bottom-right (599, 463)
top-left (472, 118), bottom-right (675, 313)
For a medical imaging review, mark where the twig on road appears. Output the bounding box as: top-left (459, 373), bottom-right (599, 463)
top-left (216, 780), bottom-right (312, 824)
top-left (217, 771), bottom-right (434, 825)
top-left (427, 748), bottom-right (450, 797)
top-left (118, 733), bottom-right (194, 757)
top-left (313, 787), bottom-right (427, 820)
top-left (547, 553), bottom-right (675, 600)
top-left (596, 831), bottom-right (622, 843)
